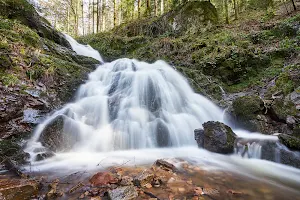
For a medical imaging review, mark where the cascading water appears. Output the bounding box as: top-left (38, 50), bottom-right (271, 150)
top-left (24, 35), bottom-right (300, 192)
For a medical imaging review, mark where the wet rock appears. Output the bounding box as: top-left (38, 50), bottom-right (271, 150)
top-left (156, 120), bottom-right (171, 147)
top-left (39, 116), bottom-right (77, 152)
top-left (235, 138), bottom-right (300, 169)
top-left (196, 121), bottom-right (237, 154)
top-left (90, 172), bottom-right (119, 186)
top-left (194, 129), bottom-right (204, 147)
top-left (133, 172), bottom-right (154, 187)
top-left (155, 159), bottom-right (177, 171)
top-left (108, 186), bottom-right (138, 200)
top-left (0, 179), bottom-right (38, 200)
top-left (36, 151), bottom-right (55, 161)
top-left (278, 134), bottom-right (300, 151)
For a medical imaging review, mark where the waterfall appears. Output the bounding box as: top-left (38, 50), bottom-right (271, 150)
top-left (23, 35), bottom-right (300, 191)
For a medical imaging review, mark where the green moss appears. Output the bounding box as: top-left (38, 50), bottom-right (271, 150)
top-left (279, 134), bottom-right (300, 151)
top-left (0, 71), bottom-right (19, 86)
top-left (232, 95), bottom-right (264, 120)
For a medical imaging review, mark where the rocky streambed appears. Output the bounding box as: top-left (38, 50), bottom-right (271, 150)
top-left (1, 158), bottom-right (300, 200)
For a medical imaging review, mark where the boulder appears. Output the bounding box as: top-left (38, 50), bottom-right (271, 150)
top-left (231, 95), bottom-right (265, 132)
top-left (195, 121), bottom-right (237, 154)
top-left (108, 186), bottom-right (138, 200)
top-left (39, 116), bottom-right (77, 152)
top-left (278, 134), bottom-right (300, 151)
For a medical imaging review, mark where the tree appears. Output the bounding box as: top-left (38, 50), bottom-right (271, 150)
top-left (224, 0), bottom-right (229, 24)
top-left (291, 0), bottom-right (296, 11)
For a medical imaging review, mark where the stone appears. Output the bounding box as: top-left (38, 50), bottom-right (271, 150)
top-left (120, 176), bottom-right (133, 186)
top-left (286, 115), bottom-right (296, 126)
top-left (278, 134), bottom-right (300, 151)
top-left (231, 95), bottom-right (265, 132)
top-left (194, 129), bottom-right (204, 147)
top-left (0, 179), bottom-right (38, 200)
top-left (155, 159), bottom-right (177, 171)
top-left (90, 172), bottom-right (119, 186)
top-left (195, 121), bottom-right (237, 154)
top-left (39, 116), bottom-right (77, 152)
top-left (108, 186), bottom-right (138, 200)
top-left (133, 172), bottom-right (154, 187)
top-left (36, 151), bottom-right (55, 161)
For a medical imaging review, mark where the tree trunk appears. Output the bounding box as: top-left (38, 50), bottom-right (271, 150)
top-left (154, 0), bottom-right (158, 16)
top-left (113, 0), bottom-right (116, 27)
top-left (102, 0), bottom-right (105, 31)
top-left (146, 0), bottom-right (150, 16)
top-left (82, 1), bottom-right (84, 35)
top-left (92, 0), bottom-right (95, 33)
top-left (160, 0), bottom-right (164, 15)
top-left (291, 0), bottom-right (297, 11)
top-left (67, 7), bottom-right (70, 34)
top-left (138, 0), bottom-right (141, 18)
top-left (224, 0), bottom-right (229, 24)
top-left (233, 0), bottom-right (238, 20)
top-left (96, 0), bottom-right (99, 32)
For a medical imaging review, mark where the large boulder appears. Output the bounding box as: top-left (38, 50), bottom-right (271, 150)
top-left (195, 121), bottom-right (237, 154)
top-left (231, 95), bottom-right (265, 132)
top-left (114, 1), bottom-right (218, 37)
top-left (39, 116), bottom-right (77, 152)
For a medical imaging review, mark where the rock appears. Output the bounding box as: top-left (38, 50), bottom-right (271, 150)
top-left (231, 95), bottom-right (265, 132)
top-left (235, 138), bottom-right (300, 169)
top-left (90, 172), bottom-right (119, 186)
top-left (46, 179), bottom-right (63, 199)
top-left (286, 116), bottom-right (296, 127)
top-left (39, 116), bottom-right (78, 152)
top-left (194, 129), bottom-right (204, 147)
top-left (108, 186), bottom-right (138, 200)
top-left (120, 176), bottom-right (133, 186)
top-left (196, 121), bottom-right (237, 154)
top-left (278, 134), bottom-right (300, 151)
top-left (155, 159), bottom-right (177, 171)
top-left (133, 172), bottom-right (154, 187)
top-left (0, 0), bottom-right (71, 48)
top-left (36, 151), bottom-right (55, 161)
top-left (0, 179), bottom-right (39, 200)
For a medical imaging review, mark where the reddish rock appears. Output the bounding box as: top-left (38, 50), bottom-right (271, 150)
top-left (89, 172), bottom-right (118, 186)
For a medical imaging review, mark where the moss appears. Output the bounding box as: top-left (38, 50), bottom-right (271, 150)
top-left (279, 134), bottom-right (300, 151)
top-left (232, 95), bottom-right (264, 120)
top-left (0, 71), bottom-right (19, 86)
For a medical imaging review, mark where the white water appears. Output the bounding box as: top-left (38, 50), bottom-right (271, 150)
top-left (24, 35), bottom-right (300, 191)
top-left (63, 34), bottom-right (103, 62)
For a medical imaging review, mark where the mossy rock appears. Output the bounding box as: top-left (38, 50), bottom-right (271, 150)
top-left (232, 95), bottom-right (264, 119)
top-left (0, 0), bottom-right (71, 48)
top-left (271, 98), bottom-right (297, 122)
top-left (278, 134), bottom-right (300, 151)
top-left (113, 1), bottom-right (218, 37)
top-left (201, 121), bottom-right (237, 154)
top-left (232, 95), bottom-right (265, 132)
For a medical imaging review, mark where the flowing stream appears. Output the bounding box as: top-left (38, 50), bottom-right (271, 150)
top-left (24, 35), bottom-right (300, 193)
